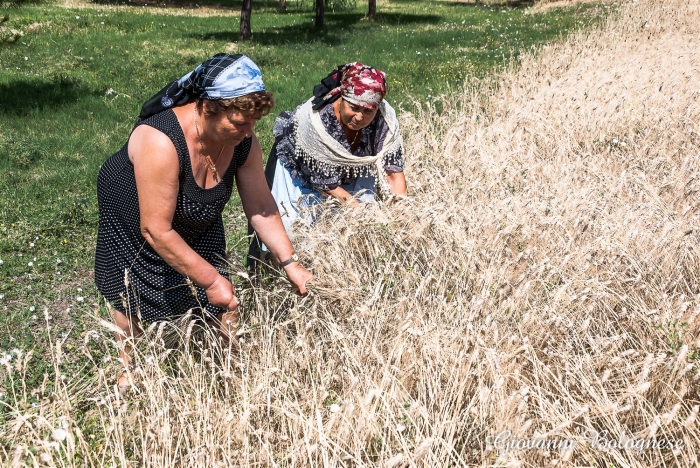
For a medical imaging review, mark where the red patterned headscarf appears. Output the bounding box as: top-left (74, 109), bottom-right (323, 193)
top-left (311, 62), bottom-right (387, 111)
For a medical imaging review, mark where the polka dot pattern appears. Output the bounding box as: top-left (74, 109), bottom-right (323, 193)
top-left (95, 109), bottom-right (251, 322)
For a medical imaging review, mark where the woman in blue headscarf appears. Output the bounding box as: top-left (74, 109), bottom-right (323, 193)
top-left (95, 54), bottom-right (313, 393)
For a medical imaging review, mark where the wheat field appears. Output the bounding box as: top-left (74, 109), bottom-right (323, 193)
top-left (2, 0), bottom-right (700, 465)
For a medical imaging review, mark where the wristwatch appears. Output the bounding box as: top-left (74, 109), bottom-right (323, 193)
top-left (279, 252), bottom-right (299, 268)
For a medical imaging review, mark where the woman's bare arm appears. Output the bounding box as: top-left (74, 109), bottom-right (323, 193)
top-left (319, 185), bottom-right (360, 207)
top-left (236, 135), bottom-right (313, 293)
top-left (386, 171), bottom-right (407, 195)
top-left (319, 171), bottom-right (407, 202)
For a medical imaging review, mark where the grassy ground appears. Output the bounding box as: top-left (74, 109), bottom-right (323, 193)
top-left (0, 0), bottom-right (607, 394)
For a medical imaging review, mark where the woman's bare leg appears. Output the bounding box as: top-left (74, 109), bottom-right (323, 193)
top-left (108, 304), bottom-right (143, 388)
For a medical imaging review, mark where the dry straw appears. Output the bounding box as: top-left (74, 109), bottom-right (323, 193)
top-left (2, 0), bottom-right (700, 465)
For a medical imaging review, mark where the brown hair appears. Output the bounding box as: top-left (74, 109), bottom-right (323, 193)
top-left (201, 91), bottom-right (275, 119)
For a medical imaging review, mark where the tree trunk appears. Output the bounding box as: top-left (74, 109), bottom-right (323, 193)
top-left (367, 0), bottom-right (376, 19)
top-left (314, 0), bottom-right (324, 29)
top-left (279, 0), bottom-right (286, 10)
top-left (240, 0), bottom-right (252, 40)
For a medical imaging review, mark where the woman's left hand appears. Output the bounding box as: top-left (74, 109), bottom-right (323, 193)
top-left (283, 263), bottom-right (314, 295)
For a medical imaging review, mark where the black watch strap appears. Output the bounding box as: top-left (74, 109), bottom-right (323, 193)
top-left (279, 252), bottom-right (299, 268)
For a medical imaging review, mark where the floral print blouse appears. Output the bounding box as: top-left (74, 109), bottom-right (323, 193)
top-left (270, 102), bottom-right (404, 191)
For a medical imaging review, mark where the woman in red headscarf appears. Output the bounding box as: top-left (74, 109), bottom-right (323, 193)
top-left (249, 63), bottom-right (407, 260)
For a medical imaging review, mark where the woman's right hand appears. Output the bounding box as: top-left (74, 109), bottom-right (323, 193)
top-left (283, 263), bottom-right (314, 295)
top-left (204, 275), bottom-right (239, 310)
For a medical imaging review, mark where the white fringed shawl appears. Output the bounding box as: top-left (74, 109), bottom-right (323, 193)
top-left (293, 98), bottom-right (403, 198)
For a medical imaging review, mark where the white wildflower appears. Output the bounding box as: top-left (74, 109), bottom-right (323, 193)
top-left (52, 428), bottom-right (69, 441)
top-left (29, 306), bottom-right (35, 312)
top-left (396, 423), bottom-right (406, 432)
top-left (0, 259), bottom-right (3, 264)
top-left (56, 259), bottom-right (61, 264)
top-left (28, 262), bottom-right (33, 267)
top-left (0, 294), bottom-right (3, 300)
top-left (24, 56), bottom-right (28, 61)
top-left (40, 453), bottom-right (52, 463)
top-left (102, 355), bottom-right (110, 362)
top-left (29, 242), bottom-right (34, 247)
top-left (105, 88), bottom-right (115, 95)
top-left (75, 15), bottom-right (80, 19)
top-left (77, 288), bottom-right (82, 292)
top-left (76, 297), bottom-right (84, 302)
top-left (32, 315), bottom-right (37, 320)
top-left (329, 404), bottom-right (341, 413)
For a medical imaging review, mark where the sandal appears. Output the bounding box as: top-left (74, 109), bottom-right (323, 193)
top-left (115, 365), bottom-right (136, 404)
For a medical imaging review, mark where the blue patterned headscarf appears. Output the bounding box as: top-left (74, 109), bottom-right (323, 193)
top-left (139, 53), bottom-right (266, 120)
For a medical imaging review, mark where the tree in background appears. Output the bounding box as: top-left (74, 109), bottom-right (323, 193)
top-left (279, 0), bottom-right (286, 10)
top-left (367, 0), bottom-right (376, 19)
top-left (314, 0), bottom-right (324, 28)
top-left (240, 0), bottom-right (252, 39)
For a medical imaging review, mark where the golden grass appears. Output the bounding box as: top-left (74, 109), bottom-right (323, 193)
top-left (3, 0), bottom-right (700, 465)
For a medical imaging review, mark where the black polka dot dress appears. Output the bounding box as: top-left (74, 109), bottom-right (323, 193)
top-left (95, 109), bottom-right (251, 322)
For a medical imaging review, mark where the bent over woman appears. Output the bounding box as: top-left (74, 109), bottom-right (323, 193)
top-left (250, 62), bottom-right (407, 259)
top-left (95, 54), bottom-right (313, 392)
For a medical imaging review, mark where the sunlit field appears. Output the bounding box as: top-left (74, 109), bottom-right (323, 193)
top-left (6, 0), bottom-right (700, 465)
top-left (0, 0), bottom-right (604, 389)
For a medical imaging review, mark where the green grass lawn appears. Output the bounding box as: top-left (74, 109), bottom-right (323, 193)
top-left (0, 0), bottom-right (609, 388)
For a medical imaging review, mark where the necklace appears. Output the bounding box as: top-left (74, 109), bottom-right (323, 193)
top-left (349, 128), bottom-right (361, 148)
top-left (193, 105), bottom-right (225, 175)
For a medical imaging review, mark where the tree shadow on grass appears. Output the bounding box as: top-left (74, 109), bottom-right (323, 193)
top-left (445, 0), bottom-right (535, 9)
top-left (188, 12), bottom-right (441, 45)
top-left (88, 0), bottom-right (283, 11)
top-left (88, 0), bottom-right (372, 14)
top-left (0, 76), bottom-right (92, 116)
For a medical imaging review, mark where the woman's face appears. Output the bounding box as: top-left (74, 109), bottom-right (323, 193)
top-left (209, 109), bottom-right (259, 144)
top-left (337, 99), bottom-right (378, 131)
